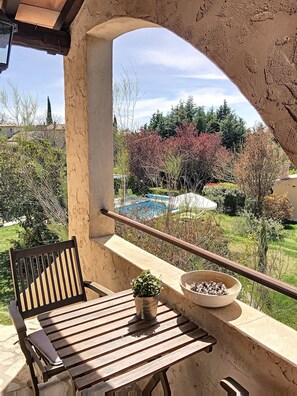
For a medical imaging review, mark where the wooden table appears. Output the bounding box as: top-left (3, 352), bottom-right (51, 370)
top-left (38, 290), bottom-right (216, 395)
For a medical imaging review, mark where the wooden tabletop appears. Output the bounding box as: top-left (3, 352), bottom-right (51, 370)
top-left (38, 290), bottom-right (216, 394)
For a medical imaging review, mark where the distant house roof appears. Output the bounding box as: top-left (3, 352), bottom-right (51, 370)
top-left (7, 127), bottom-right (66, 149)
top-left (0, 125), bottom-right (21, 138)
top-left (46, 124), bottom-right (65, 131)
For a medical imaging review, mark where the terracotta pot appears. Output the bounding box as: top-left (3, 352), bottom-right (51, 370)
top-left (134, 295), bottom-right (159, 320)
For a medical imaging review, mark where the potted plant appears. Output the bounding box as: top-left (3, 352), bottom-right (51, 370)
top-left (131, 269), bottom-right (162, 320)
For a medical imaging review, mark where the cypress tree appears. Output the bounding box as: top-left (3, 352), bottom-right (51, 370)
top-left (113, 115), bottom-right (118, 130)
top-left (46, 96), bottom-right (53, 125)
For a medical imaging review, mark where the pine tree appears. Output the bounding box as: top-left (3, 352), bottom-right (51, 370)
top-left (46, 96), bottom-right (53, 125)
top-left (205, 107), bottom-right (220, 133)
top-left (184, 96), bottom-right (197, 123)
top-left (148, 110), bottom-right (168, 137)
top-left (216, 99), bottom-right (231, 122)
top-left (220, 114), bottom-right (246, 150)
top-left (194, 106), bottom-right (207, 133)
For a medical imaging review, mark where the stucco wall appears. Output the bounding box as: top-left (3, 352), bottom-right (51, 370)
top-left (63, 2), bottom-right (297, 393)
top-left (64, 0), bottom-right (297, 270)
top-left (67, 0), bottom-right (297, 165)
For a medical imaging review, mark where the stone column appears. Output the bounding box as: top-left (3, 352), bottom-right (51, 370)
top-left (64, 35), bottom-right (114, 246)
top-left (87, 36), bottom-right (114, 238)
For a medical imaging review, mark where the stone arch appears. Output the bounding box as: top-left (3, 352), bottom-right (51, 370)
top-left (64, 6), bottom-right (296, 241)
top-left (87, 17), bottom-right (158, 40)
top-left (69, 2), bottom-right (297, 165)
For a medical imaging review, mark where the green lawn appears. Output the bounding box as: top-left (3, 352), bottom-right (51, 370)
top-left (0, 224), bottom-right (21, 252)
top-left (215, 213), bottom-right (297, 276)
top-left (0, 224), bottom-right (21, 325)
top-left (214, 213), bottom-right (297, 329)
top-left (270, 223), bottom-right (297, 261)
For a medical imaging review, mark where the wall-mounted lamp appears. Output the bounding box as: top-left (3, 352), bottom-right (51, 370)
top-left (0, 10), bottom-right (17, 73)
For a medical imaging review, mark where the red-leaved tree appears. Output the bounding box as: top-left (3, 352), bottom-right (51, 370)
top-left (164, 122), bottom-right (223, 191)
top-left (126, 130), bottom-right (164, 187)
top-left (126, 122), bottom-right (225, 192)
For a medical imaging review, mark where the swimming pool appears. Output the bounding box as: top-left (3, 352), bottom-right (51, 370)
top-left (146, 194), bottom-right (170, 201)
top-left (117, 200), bottom-right (168, 219)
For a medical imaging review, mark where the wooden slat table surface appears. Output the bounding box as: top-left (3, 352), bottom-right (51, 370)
top-left (38, 290), bottom-right (216, 394)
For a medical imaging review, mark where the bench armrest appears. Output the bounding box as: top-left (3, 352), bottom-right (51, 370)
top-left (83, 280), bottom-right (114, 296)
top-left (220, 377), bottom-right (249, 396)
top-left (8, 301), bottom-right (26, 334)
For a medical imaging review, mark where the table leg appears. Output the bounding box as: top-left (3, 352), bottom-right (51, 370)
top-left (159, 371), bottom-right (171, 396)
top-left (142, 369), bottom-right (171, 396)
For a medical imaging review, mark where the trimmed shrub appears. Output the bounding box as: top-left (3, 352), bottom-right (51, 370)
top-left (203, 182), bottom-right (245, 216)
top-left (264, 194), bottom-right (293, 223)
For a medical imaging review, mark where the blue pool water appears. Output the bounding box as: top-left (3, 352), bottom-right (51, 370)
top-left (146, 194), bottom-right (170, 201)
top-left (117, 200), bottom-right (168, 219)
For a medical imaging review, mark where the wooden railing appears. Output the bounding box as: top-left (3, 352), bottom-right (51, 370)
top-left (101, 209), bottom-right (297, 300)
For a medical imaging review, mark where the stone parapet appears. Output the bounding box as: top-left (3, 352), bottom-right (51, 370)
top-left (94, 235), bottom-right (297, 395)
top-left (3, 237), bottom-right (296, 394)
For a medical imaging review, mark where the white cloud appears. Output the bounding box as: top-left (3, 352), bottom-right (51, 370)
top-left (139, 49), bottom-right (207, 71)
top-left (175, 73), bottom-right (228, 80)
top-left (137, 43), bottom-right (227, 77)
top-left (134, 97), bottom-right (177, 120)
top-left (179, 87), bottom-right (247, 106)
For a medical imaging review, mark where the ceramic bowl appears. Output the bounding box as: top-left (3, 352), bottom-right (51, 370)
top-left (180, 270), bottom-right (241, 308)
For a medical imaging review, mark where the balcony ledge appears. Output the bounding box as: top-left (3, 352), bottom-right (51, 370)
top-left (95, 234), bottom-right (297, 369)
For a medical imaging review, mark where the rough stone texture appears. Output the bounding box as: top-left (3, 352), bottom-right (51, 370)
top-left (64, 0), bottom-right (297, 275)
top-left (66, 0), bottom-right (297, 164)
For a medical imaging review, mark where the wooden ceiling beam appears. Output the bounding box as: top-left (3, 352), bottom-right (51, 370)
top-left (54, 0), bottom-right (85, 30)
top-left (12, 21), bottom-right (70, 55)
top-left (2, 0), bottom-right (20, 19)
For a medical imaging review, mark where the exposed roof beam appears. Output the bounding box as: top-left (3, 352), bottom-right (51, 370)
top-left (2, 0), bottom-right (20, 19)
top-left (12, 21), bottom-right (70, 55)
top-left (54, 0), bottom-right (85, 30)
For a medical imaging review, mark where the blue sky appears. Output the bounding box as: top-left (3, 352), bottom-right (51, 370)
top-left (1, 27), bottom-right (262, 128)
